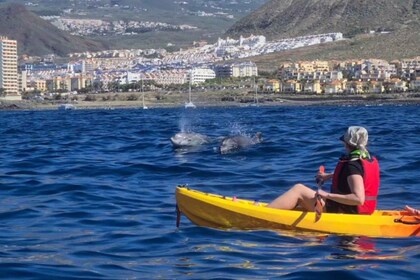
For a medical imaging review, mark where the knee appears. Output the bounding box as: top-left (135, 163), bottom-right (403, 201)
top-left (291, 183), bottom-right (306, 191)
top-left (290, 183), bottom-right (312, 198)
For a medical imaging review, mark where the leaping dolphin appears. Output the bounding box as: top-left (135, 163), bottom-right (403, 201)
top-left (170, 132), bottom-right (211, 148)
top-left (219, 132), bottom-right (263, 154)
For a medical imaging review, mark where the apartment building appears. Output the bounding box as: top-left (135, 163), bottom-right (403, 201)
top-left (18, 70), bottom-right (27, 93)
top-left (299, 60), bottom-right (330, 72)
top-left (344, 81), bottom-right (364, 94)
top-left (384, 79), bottom-right (407, 92)
top-left (367, 81), bottom-right (385, 93)
top-left (279, 61), bottom-right (340, 82)
top-left (282, 80), bottom-right (302, 93)
top-left (399, 57), bottom-right (420, 72)
top-left (324, 80), bottom-right (345, 94)
top-left (352, 59), bottom-right (396, 81)
top-left (302, 80), bottom-right (322, 94)
top-left (214, 62), bottom-right (258, 78)
top-left (263, 79), bottom-right (280, 92)
top-left (190, 68), bottom-right (216, 84)
top-left (232, 62), bottom-right (258, 78)
top-left (394, 57), bottom-right (420, 80)
top-left (0, 36), bottom-right (20, 100)
top-left (154, 70), bottom-right (188, 85)
top-left (34, 80), bottom-right (47, 92)
top-left (46, 75), bottom-right (92, 92)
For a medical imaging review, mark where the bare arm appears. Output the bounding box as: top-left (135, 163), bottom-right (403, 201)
top-left (319, 174), bottom-right (365, 206)
top-left (316, 172), bottom-right (333, 182)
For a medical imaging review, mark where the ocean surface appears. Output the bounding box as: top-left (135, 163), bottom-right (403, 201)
top-left (0, 105), bottom-right (419, 279)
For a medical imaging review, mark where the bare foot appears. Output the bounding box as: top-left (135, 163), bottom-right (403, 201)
top-left (405, 205), bottom-right (419, 215)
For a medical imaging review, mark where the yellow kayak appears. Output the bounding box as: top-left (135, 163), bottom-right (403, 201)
top-left (175, 186), bottom-right (420, 238)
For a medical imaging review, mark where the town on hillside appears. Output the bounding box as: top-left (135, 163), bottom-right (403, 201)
top-left (0, 33), bottom-right (419, 102)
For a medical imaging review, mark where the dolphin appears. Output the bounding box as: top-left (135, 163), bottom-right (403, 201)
top-left (170, 132), bottom-right (211, 148)
top-left (219, 132), bottom-right (263, 154)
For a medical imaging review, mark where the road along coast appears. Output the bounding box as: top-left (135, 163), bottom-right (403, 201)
top-left (1, 91), bottom-right (420, 110)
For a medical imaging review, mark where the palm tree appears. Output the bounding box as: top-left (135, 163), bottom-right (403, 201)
top-left (0, 88), bottom-right (6, 97)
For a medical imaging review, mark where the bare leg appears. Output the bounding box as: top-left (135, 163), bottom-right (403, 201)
top-left (267, 183), bottom-right (320, 211)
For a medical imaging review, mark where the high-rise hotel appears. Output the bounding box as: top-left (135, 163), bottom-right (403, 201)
top-left (0, 36), bottom-right (20, 100)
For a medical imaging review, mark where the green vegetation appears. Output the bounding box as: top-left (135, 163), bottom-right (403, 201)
top-left (0, 88), bottom-right (6, 97)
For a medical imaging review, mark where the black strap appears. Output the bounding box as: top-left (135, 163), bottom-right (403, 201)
top-left (394, 216), bottom-right (420, 225)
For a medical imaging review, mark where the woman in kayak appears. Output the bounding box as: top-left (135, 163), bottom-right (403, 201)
top-left (267, 126), bottom-right (380, 214)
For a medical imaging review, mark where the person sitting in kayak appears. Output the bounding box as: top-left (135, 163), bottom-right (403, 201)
top-left (267, 126), bottom-right (380, 214)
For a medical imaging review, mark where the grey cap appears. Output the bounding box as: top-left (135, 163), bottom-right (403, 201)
top-left (340, 126), bottom-right (368, 150)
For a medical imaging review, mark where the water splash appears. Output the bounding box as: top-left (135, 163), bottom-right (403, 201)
top-left (229, 122), bottom-right (249, 136)
top-left (179, 116), bottom-right (191, 132)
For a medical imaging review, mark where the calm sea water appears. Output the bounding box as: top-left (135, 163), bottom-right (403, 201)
top-left (0, 105), bottom-right (419, 279)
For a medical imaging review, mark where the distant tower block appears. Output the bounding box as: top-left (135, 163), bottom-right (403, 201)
top-left (0, 36), bottom-right (20, 100)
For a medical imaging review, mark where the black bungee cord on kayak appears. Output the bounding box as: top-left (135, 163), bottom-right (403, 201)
top-left (394, 216), bottom-right (420, 225)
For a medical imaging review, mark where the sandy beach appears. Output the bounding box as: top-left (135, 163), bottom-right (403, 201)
top-left (1, 91), bottom-right (420, 110)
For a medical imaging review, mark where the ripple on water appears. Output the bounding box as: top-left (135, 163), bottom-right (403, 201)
top-left (0, 106), bottom-right (419, 279)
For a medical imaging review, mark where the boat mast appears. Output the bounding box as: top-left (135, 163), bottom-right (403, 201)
top-left (254, 76), bottom-right (259, 105)
top-left (189, 71), bottom-right (192, 103)
top-left (141, 74), bottom-right (148, 109)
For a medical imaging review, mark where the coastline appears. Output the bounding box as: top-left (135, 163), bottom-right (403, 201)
top-left (1, 91), bottom-right (420, 110)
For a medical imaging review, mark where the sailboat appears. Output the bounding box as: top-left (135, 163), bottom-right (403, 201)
top-left (142, 92), bottom-right (148, 110)
top-left (140, 77), bottom-right (148, 109)
top-left (185, 76), bottom-right (196, 109)
top-left (251, 76), bottom-right (259, 107)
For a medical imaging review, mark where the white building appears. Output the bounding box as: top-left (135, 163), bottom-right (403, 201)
top-left (239, 35), bottom-right (266, 48)
top-left (0, 36), bottom-right (20, 100)
top-left (190, 68), bottom-right (216, 84)
top-left (121, 72), bottom-right (143, 84)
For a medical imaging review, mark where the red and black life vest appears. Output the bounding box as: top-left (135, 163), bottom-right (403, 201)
top-left (331, 154), bottom-right (380, 214)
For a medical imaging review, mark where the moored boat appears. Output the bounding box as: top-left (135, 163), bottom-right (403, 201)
top-left (142, 93), bottom-right (148, 109)
top-left (175, 186), bottom-right (419, 238)
top-left (58, 104), bottom-right (75, 110)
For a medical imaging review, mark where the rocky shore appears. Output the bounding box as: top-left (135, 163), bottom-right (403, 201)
top-left (1, 91), bottom-right (420, 110)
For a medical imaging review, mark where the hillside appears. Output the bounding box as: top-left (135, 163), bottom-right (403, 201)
top-left (247, 31), bottom-right (420, 72)
top-left (227, 0), bottom-right (419, 38)
top-left (225, 0), bottom-right (420, 68)
top-left (0, 3), bottom-right (108, 56)
top-left (0, 0), bottom-right (268, 51)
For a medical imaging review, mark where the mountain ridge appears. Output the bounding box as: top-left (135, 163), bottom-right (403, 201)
top-left (0, 3), bottom-right (109, 56)
top-left (0, 0), bottom-right (268, 52)
top-left (225, 0), bottom-right (420, 68)
top-left (226, 0), bottom-right (420, 39)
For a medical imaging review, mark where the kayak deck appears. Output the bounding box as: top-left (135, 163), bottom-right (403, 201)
top-left (175, 186), bottom-right (419, 238)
